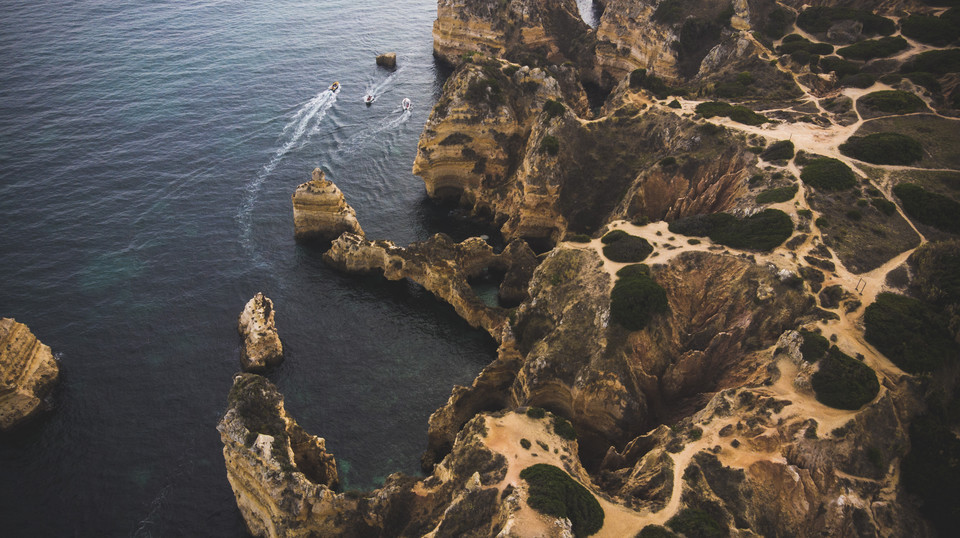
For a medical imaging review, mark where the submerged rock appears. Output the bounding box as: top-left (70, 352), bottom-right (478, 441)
top-left (238, 293), bottom-right (283, 372)
top-left (291, 168), bottom-right (363, 244)
top-left (375, 52), bottom-right (396, 68)
top-left (0, 318), bottom-right (59, 431)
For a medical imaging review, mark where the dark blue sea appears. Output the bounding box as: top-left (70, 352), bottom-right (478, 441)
top-left (0, 0), bottom-right (515, 535)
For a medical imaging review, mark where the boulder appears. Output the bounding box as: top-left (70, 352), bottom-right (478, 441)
top-left (0, 318), bottom-right (59, 431)
top-left (238, 293), bottom-right (283, 372)
top-left (375, 52), bottom-right (396, 68)
top-left (292, 168), bottom-right (363, 244)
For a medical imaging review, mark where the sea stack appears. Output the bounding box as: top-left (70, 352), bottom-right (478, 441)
top-left (0, 318), bottom-right (60, 431)
top-left (292, 168), bottom-right (364, 244)
top-left (375, 52), bottom-right (396, 68)
top-left (238, 293), bottom-right (283, 372)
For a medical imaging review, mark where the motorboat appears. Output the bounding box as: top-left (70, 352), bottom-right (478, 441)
top-left (364, 94), bottom-right (374, 105)
top-left (402, 98), bottom-right (411, 111)
top-left (329, 81), bottom-right (340, 92)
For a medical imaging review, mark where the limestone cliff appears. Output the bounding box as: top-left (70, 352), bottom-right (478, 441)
top-left (291, 168), bottom-right (363, 243)
top-left (238, 293), bottom-right (283, 372)
top-left (0, 318), bottom-right (59, 431)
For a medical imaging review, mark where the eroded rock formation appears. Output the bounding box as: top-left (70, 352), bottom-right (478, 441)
top-left (292, 168), bottom-right (363, 243)
top-left (0, 318), bottom-right (59, 431)
top-left (238, 293), bottom-right (283, 372)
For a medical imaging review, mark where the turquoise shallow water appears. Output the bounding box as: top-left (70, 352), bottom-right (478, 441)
top-left (0, 0), bottom-right (505, 534)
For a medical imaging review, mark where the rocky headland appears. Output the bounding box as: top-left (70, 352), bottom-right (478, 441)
top-left (222, 0), bottom-right (960, 535)
top-left (0, 318), bottom-right (59, 431)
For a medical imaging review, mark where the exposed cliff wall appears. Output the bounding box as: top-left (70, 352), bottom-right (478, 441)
top-left (0, 318), bottom-right (59, 431)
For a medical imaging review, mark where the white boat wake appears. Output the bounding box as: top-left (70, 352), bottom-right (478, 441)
top-left (238, 87), bottom-right (339, 259)
top-left (338, 108), bottom-right (411, 155)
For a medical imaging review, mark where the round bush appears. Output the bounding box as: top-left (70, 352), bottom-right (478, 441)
top-left (893, 183), bottom-right (960, 234)
top-left (760, 140), bottom-right (795, 161)
top-left (520, 464), bottom-right (604, 536)
top-left (756, 185), bottom-right (798, 204)
top-left (811, 346), bottom-right (880, 410)
top-left (666, 508), bottom-right (726, 538)
top-left (601, 229), bottom-right (629, 244)
top-left (837, 36), bottom-right (908, 61)
top-left (610, 270), bottom-right (669, 331)
top-left (900, 15), bottom-right (960, 47)
top-left (799, 329), bottom-right (830, 362)
top-left (800, 158), bottom-right (857, 191)
top-left (839, 133), bottom-right (923, 165)
top-left (602, 235), bottom-right (654, 263)
top-left (709, 209), bottom-right (794, 251)
top-left (864, 292), bottom-right (959, 373)
top-left (858, 90), bottom-right (927, 114)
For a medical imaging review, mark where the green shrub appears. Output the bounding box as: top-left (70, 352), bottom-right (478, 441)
top-left (905, 71), bottom-right (942, 93)
top-left (797, 7), bottom-right (896, 36)
top-left (540, 135), bottom-right (560, 156)
top-left (669, 209), bottom-right (793, 251)
top-left (666, 508), bottom-right (726, 538)
top-left (901, 49), bottom-right (960, 76)
top-left (799, 329), bottom-right (830, 362)
top-left (840, 73), bottom-right (876, 89)
top-left (837, 36), bottom-right (908, 60)
top-left (900, 15), bottom-right (960, 46)
top-left (687, 238), bottom-right (701, 245)
top-left (638, 525), bottom-right (679, 537)
top-left (797, 208), bottom-right (813, 219)
top-left (760, 140), bottom-right (795, 161)
top-left (800, 158), bottom-right (857, 191)
top-left (660, 156), bottom-right (677, 167)
top-left (520, 464), bottom-right (604, 536)
top-left (520, 438), bottom-right (532, 449)
top-left (566, 233), bottom-right (592, 243)
top-left (602, 229), bottom-right (630, 244)
top-left (544, 99), bottom-right (566, 120)
top-left (756, 185), bottom-right (798, 204)
top-left (668, 99), bottom-right (682, 109)
top-left (526, 406), bottom-right (546, 419)
top-left (811, 346), bottom-right (880, 409)
top-left (819, 56), bottom-right (861, 78)
top-left (778, 35), bottom-right (834, 55)
top-left (901, 394), bottom-right (960, 536)
top-left (695, 101), bottom-right (768, 125)
top-left (602, 234), bottom-right (654, 262)
top-left (864, 292), bottom-right (959, 373)
top-left (893, 183), bottom-right (960, 234)
top-left (611, 266), bottom-right (669, 330)
top-left (858, 90), bottom-right (927, 114)
top-left (552, 416), bottom-right (578, 441)
top-left (764, 7), bottom-right (795, 39)
top-left (839, 133), bottom-right (923, 165)
top-left (871, 197), bottom-right (897, 216)
top-left (846, 209), bottom-right (863, 220)
top-left (629, 69), bottom-right (647, 89)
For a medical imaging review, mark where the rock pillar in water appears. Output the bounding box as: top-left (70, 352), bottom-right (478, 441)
top-left (375, 52), bottom-right (397, 68)
top-left (292, 168), bottom-right (364, 244)
top-left (0, 318), bottom-right (60, 431)
top-left (238, 293), bottom-right (283, 372)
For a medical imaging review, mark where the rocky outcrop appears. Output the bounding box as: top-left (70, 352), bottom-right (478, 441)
top-left (375, 52), bottom-right (396, 68)
top-left (0, 318), bottom-right (59, 431)
top-left (291, 168), bottom-right (363, 243)
top-left (432, 0), bottom-right (592, 69)
top-left (323, 232), bottom-right (538, 336)
top-left (238, 293), bottom-right (283, 372)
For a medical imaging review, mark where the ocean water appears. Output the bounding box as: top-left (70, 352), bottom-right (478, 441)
top-left (0, 0), bottom-right (513, 535)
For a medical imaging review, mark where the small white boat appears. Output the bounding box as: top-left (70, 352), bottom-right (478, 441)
top-left (329, 81), bottom-right (340, 92)
top-left (402, 98), bottom-right (411, 111)
top-left (364, 94), bottom-right (374, 105)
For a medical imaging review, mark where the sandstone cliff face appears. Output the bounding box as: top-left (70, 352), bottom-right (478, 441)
top-left (594, 0), bottom-right (680, 83)
top-left (0, 318), bottom-right (59, 431)
top-left (324, 232), bottom-right (537, 336)
top-left (238, 293), bottom-right (283, 372)
top-left (432, 0), bottom-right (592, 69)
top-left (291, 168), bottom-right (363, 243)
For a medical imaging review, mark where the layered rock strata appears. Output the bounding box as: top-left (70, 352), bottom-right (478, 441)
top-left (375, 52), bottom-right (396, 68)
top-left (291, 168), bottom-right (363, 243)
top-left (0, 318), bottom-right (59, 431)
top-left (324, 232), bottom-right (538, 336)
top-left (238, 293), bottom-right (283, 372)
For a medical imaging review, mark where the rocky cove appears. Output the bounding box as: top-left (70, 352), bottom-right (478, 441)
top-left (216, 0), bottom-right (960, 536)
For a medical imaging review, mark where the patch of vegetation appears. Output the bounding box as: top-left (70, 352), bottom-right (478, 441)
top-left (900, 48), bottom-right (960, 76)
top-left (864, 292), bottom-right (959, 373)
top-left (638, 525), bottom-right (679, 538)
top-left (601, 229), bottom-right (629, 244)
top-left (839, 133), bottom-right (923, 165)
top-left (540, 135), bottom-right (560, 156)
top-left (837, 36), bottom-right (907, 61)
top-left (602, 233), bottom-right (654, 263)
top-left (695, 101), bottom-right (768, 125)
top-left (760, 140), bottom-right (795, 161)
top-left (839, 73), bottom-right (876, 89)
top-left (227, 374), bottom-right (287, 439)
top-left (818, 56), bottom-right (861, 78)
top-left (553, 416), bottom-right (578, 441)
top-left (527, 406), bottom-right (546, 419)
top-left (520, 438), bottom-right (532, 449)
top-left (778, 34), bottom-right (834, 55)
top-left (811, 346), bottom-right (880, 410)
top-left (543, 99), bottom-right (566, 120)
top-left (465, 68), bottom-right (505, 106)
top-left (796, 7), bottom-right (896, 36)
top-left (870, 197), bottom-right (896, 216)
top-left (520, 464), bottom-right (604, 536)
top-left (565, 233), bottom-right (592, 243)
top-left (610, 264), bottom-right (669, 331)
top-left (439, 132), bottom-right (473, 146)
top-left (800, 158), bottom-right (857, 191)
top-left (894, 183), bottom-right (960, 234)
top-left (904, 71), bottom-right (942, 93)
top-left (660, 156), bottom-right (677, 167)
top-left (630, 69), bottom-right (686, 99)
top-left (763, 7), bottom-right (795, 40)
top-left (857, 90), bottom-right (927, 115)
top-left (669, 209), bottom-right (793, 251)
top-left (910, 240), bottom-right (960, 339)
top-left (799, 329), bottom-right (830, 362)
top-left (902, 393), bottom-right (960, 537)
top-left (756, 184), bottom-right (798, 204)
top-left (668, 99), bottom-right (682, 109)
top-left (900, 14), bottom-right (960, 46)
top-left (666, 507), bottom-right (726, 538)
top-left (856, 115), bottom-right (960, 169)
